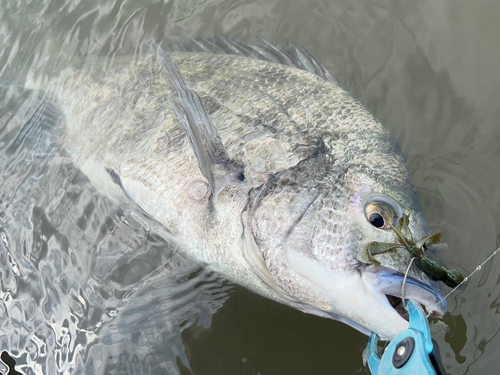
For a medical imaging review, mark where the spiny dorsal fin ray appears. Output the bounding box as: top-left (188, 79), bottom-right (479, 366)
top-left (151, 41), bottom-right (244, 201)
top-left (165, 36), bottom-right (341, 86)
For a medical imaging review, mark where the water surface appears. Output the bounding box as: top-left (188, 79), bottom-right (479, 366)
top-left (1, 0), bottom-right (499, 374)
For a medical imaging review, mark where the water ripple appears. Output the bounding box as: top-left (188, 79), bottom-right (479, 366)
top-left (0, 91), bottom-right (230, 374)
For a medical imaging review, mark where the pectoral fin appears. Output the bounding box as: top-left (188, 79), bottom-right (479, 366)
top-left (152, 42), bottom-right (243, 201)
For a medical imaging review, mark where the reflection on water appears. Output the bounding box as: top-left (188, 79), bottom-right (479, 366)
top-left (1, 0), bottom-right (500, 374)
top-left (0, 88), bottom-right (230, 373)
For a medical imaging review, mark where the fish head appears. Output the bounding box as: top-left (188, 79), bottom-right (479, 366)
top-left (247, 133), bottom-right (446, 340)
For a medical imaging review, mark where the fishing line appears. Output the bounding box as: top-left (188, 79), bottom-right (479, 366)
top-left (424, 246), bottom-right (500, 318)
top-left (401, 257), bottom-right (416, 303)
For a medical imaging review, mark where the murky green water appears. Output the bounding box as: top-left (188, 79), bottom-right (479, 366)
top-left (0, 0), bottom-right (499, 374)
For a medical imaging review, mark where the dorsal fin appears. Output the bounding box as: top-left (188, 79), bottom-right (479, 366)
top-left (151, 42), bottom-right (244, 202)
top-left (165, 36), bottom-right (341, 86)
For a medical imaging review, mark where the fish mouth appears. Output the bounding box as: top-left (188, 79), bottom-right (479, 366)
top-left (276, 235), bottom-right (446, 338)
top-left (374, 268), bottom-right (447, 321)
top-left (385, 294), bottom-right (440, 321)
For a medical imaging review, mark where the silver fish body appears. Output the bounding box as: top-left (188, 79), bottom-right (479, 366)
top-left (27, 42), bottom-right (446, 339)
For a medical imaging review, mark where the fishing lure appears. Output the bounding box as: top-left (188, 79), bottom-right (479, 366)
top-left (364, 213), bottom-right (465, 288)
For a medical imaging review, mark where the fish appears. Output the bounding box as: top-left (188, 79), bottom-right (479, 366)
top-left (23, 38), bottom-right (448, 340)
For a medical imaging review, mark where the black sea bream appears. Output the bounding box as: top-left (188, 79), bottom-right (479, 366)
top-left (25, 39), bottom-right (446, 339)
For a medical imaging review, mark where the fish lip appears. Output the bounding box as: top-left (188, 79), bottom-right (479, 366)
top-left (373, 267), bottom-right (447, 320)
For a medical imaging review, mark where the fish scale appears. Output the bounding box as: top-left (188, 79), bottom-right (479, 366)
top-left (25, 42), bottom-right (448, 339)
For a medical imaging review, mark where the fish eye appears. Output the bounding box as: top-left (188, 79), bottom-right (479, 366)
top-left (364, 195), bottom-right (402, 230)
top-left (368, 212), bottom-right (386, 228)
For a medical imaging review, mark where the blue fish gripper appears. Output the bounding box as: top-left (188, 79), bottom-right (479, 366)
top-left (367, 300), bottom-right (443, 374)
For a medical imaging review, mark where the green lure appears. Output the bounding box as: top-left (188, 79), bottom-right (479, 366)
top-left (363, 213), bottom-right (465, 288)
